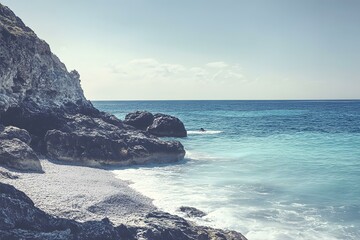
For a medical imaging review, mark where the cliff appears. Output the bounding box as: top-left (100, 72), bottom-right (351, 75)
top-left (0, 3), bottom-right (185, 170)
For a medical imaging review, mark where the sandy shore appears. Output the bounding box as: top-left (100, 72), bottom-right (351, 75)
top-left (0, 159), bottom-right (156, 226)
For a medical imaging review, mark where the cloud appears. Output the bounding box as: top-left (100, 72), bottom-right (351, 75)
top-left (206, 61), bottom-right (228, 68)
top-left (107, 58), bottom-right (249, 84)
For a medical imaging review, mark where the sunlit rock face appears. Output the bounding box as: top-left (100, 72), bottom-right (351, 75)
top-left (0, 3), bottom-right (185, 169)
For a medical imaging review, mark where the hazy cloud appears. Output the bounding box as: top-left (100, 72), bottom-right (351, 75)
top-left (206, 61), bottom-right (228, 68)
top-left (108, 59), bottom-right (248, 84)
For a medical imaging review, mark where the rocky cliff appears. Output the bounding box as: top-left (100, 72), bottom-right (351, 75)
top-left (0, 3), bottom-right (185, 170)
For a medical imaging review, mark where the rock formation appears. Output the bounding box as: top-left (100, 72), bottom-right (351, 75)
top-left (0, 4), bottom-right (246, 240)
top-left (0, 3), bottom-right (185, 170)
top-left (0, 182), bottom-right (247, 240)
top-left (124, 111), bottom-right (187, 137)
top-left (0, 125), bottom-right (42, 172)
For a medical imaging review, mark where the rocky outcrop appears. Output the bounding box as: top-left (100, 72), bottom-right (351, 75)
top-left (0, 182), bottom-right (247, 240)
top-left (44, 114), bottom-right (185, 166)
top-left (124, 111), bottom-right (154, 130)
top-left (179, 206), bottom-right (207, 218)
top-left (0, 182), bottom-right (131, 240)
top-left (124, 111), bottom-right (187, 137)
top-left (0, 4), bottom-right (185, 169)
top-left (148, 113), bottom-right (187, 137)
top-left (0, 4), bottom-right (92, 115)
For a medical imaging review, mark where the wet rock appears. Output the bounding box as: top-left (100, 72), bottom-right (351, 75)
top-left (179, 206), bottom-right (207, 218)
top-left (147, 113), bottom-right (187, 137)
top-left (140, 211), bottom-right (246, 240)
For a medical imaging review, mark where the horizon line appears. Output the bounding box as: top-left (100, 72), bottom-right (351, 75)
top-left (90, 99), bottom-right (360, 102)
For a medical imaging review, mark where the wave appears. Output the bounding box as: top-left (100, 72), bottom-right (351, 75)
top-left (188, 130), bottom-right (223, 135)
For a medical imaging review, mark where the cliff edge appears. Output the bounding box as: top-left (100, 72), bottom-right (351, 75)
top-left (0, 3), bottom-right (185, 170)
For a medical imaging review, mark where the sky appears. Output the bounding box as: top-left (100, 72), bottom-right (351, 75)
top-left (2, 0), bottom-right (360, 100)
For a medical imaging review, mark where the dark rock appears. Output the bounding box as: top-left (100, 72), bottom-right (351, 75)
top-left (0, 170), bottom-right (19, 179)
top-left (147, 113), bottom-right (187, 137)
top-left (44, 114), bottom-right (185, 166)
top-left (139, 211), bottom-right (246, 240)
top-left (124, 111), bottom-right (154, 130)
top-left (0, 125), bottom-right (31, 144)
top-left (0, 139), bottom-right (42, 172)
top-left (179, 206), bottom-right (207, 218)
top-left (0, 183), bottom-right (247, 240)
top-left (0, 182), bottom-right (123, 240)
top-left (0, 4), bottom-right (186, 168)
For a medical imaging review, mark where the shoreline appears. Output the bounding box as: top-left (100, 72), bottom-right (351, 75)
top-left (0, 159), bottom-right (246, 239)
top-left (0, 159), bottom-right (156, 226)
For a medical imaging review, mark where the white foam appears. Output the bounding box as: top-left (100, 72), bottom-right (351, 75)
top-left (187, 130), bottom-right (223, 135)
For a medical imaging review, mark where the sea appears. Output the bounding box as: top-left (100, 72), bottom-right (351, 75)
top-left (93, 100), bottom-right (360, 240)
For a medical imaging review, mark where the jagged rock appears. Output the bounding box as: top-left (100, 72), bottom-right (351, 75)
top-left (45, 114), bottom-right (185, 166)
top-left (0, 183), bottom-right (247, 240)
top-left (179, 206), bottom-right (207, 218)
top-left (123, 111), bottom-right (188, 137)
top-left (147, 113), bottom-right (187, 137)
top-left (0, 125), bottom-right (31, 144)
top-left (0, 139), bottom-right (42, 172)
top-left (0, 4), bottom-right (186, 167)
top-left (140, 211), bottom-right (246, 240)
top-left (0, 170), bottom-right (18, 179)
top-left (0, 4), bottom-right (92, 116)
top-left (124, 111), bottom-right (154, 130)
top-left (0, 182), bottom-right (129, 240)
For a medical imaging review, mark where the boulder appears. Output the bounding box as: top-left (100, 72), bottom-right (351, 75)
top-left (0, 125), bottom-right (31, 144)
top-left (147, 113), bottom-right (187, 137)
top-left (45, 114), bottom-right (185, 166)
top-left (124, 111), bottom-right (154, 130)
top-left (0, 139), bottom-right (42, 172)
top-left (179, 206), bottom-right (207, 218)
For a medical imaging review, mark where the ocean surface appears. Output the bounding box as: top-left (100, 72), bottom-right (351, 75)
top-left (93, 100), bottom-right (360, 240)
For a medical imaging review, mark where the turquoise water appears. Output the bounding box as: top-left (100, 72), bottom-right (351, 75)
top-left (93, 100), bottom-right (360, 240)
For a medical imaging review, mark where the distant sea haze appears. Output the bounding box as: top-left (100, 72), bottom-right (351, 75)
top-left (94, 100), bottom-right (360, 240)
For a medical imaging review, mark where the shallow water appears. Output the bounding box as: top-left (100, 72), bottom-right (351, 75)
top-left (94, 100), bottom-right (360, 240)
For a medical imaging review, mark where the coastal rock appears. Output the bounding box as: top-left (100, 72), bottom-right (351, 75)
top-left (0, 182), bottom-right (247, 240)
top-left (140, 211), bottom-right (246, 240)
top-left (123, 111), bottom-right (188, 137)
top-left (0, 3), bottom-right (186, 168)
top-left (124, 111), bottom-right (154, 130)
top-left (0, 139), bottom-right (42, 172)
top-left (0, 125), bottom-right (31, 144)
top-left (147, 113), bottom-right (187, 137)
top-left (0, 182), bottom-right (128, 240)
top-left (179, 206), bottom-right (207, 218)
top-left (45, 114), bottom-right (185, 166)
top-left (0, 3), bottom-right (92, 116)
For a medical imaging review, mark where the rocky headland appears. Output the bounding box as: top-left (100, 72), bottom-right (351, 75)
top-left (0, 3), bottom-right (246, 240)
